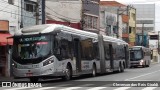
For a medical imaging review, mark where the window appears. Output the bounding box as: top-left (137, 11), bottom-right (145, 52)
top-left (81, 38), bottom-right (94, 60)
top-left (93, 17), bottom-right (97, 29)
top-left (129, 27), bottom-right (132, 34)
top-left (54, 32), bottom-right (73, 60)
top-left (8, 0), bottom-right (14, 4)
top-left (84, 15), bottom-right (98, 29)
top-left (24, 2), bottom-right (36, 12)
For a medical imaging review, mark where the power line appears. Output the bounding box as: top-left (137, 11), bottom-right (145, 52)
top-left (0, 0), bottom-right (41, 19)
top-left (46, 0), bottom-right (99, 5)
top-left (0, 4), bottom-right (10, 11)
top-left (0, 0), bottom-right (26, 10)
top-left (46, 5), bottom-right (79, 21)
top-left (0, 9), bottom-right (36, 19)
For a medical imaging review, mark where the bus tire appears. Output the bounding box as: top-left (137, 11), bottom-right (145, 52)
top-left (62, 65), bottom-right (72, 81)
top-left (92, 64), bottom-right (97, 77)
top-left (121, 64), bottom-right (124, 72)
top-left (30, 77), bottom-right (39, 83)
top-left (143, 62), bottom-right (146, 68)
top-left (146, 62), bottom-right (150, 67)
top-left (117, 64), bottom-right (121, 73)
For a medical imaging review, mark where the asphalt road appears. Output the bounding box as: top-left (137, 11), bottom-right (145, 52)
top-left (1, 62), bottom-right (160, 90)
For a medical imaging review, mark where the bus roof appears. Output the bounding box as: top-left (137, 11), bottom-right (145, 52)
top-left (14, 24), bottom-right (128, 45)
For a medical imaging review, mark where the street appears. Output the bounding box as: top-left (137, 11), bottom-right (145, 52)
top-left (1, 62), bottom-right (160, 90)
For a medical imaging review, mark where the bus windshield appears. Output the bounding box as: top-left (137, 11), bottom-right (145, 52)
top-left (12, 35), bottom-right (51, 61)
top-left (130, 50), bottom-right (143, 60)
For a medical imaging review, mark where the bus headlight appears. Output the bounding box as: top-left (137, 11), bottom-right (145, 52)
top-left (140, 60), bottom-right (144, 65)
top-left (12, 63), bottom-right (17, 68)
top-left (43, 58), bottom-right (54, 66)
top-left (140, 60), bottom-right (144, 63)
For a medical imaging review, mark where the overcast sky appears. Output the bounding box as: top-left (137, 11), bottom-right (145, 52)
top-left (101, 0), bottom-right (160, 31)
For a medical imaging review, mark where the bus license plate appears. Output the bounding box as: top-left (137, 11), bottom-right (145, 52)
top-left (26, 73), bottom-right (33, 76)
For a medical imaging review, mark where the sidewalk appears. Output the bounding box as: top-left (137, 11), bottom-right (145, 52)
top-left (151, 60), bottom-right (159, 65)
top-left (0, 76), bottom-right (28, 82)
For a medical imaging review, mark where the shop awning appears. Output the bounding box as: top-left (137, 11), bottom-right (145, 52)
top-left (0, 33), bottom-right (13, 46)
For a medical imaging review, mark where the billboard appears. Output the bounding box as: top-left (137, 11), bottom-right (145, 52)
top-left (0, 20), bottom-right (9, 31)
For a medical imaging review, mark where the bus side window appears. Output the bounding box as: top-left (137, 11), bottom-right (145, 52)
top-left (53, 37), bottom-right (62, 60)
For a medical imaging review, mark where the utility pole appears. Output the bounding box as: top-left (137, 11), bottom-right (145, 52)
top-left (158, 31), bottom-right (160, 54)
top-left (36, 0), bottom-right (40, 25)
top-left (141, 23), bottom-right (144, 46)
top-left (117, 8), bottom-right (119, 38)
top-left (42, 0), bottom-right (45, 24)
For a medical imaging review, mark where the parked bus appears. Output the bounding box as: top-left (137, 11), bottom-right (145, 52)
top-left (11, 24), bottom-right (129, 82)
top-left (129, 46), bottom-right (151, 68)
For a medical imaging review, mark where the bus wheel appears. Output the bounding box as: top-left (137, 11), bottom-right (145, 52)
top-left (30, 77), bottom-right (39, 83)
top-left (117, 64), bottom-right (122, 73)
top-left (121, 64), bottom-right (124, 72)
top-left (92, 64), bottom-right (97, 77)
top-left (62, 65), bottom-right (72, 81)
top-left (142, 62), bottom-right (146, 68)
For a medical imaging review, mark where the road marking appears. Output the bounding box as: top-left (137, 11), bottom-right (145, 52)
top-left (87, 87), bottom-right (107, 90)
top-left (114, 87), bottom-right (131, 90)
top-left (31, 87), bottom-right (56, 90)
top-left (58, 84), bottom-right (93, 90)
top-left (125, 69), bottom-right (160, 81)
top-left (4, 87), bottom-right (31, 90)
top-left (142, 87), bottom-right (157, 90)
top-left (54, 84), bottom-right (72, 87)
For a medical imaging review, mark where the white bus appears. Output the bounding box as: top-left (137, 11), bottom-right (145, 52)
top-left (129, 46), bottom-right (151, 68)
top-left (11, 24), bottom-right (129, 82)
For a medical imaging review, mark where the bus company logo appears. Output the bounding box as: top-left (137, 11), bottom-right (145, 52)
top-left (1, 82), bottom-right (42, 87)
top-left (2, 82), bottom-right (11, 87)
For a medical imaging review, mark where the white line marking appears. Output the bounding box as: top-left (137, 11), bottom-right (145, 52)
top-left (142, 87), bottom-right (157, 90)
top-left (54, 84), bottom-right (72, 87)
top-left (29, 84), bottom-right (72, 90)
top-left (87, 87), bottom-right (107, 90)
top-left (125, 69), bottom-right (160, 81)
top-left (4, 87), bottom-right (32, 90)
top-left (114, 87), bottom-right (131, 90)
top-left (31, 87), bottom-right (56, 90)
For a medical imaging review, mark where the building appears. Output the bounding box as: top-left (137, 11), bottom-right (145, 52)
top-left (0, 0), bottom-right (44, 77)
top-left (128, 7), bottom-right (136, 46)
top-left (100, 1), bottom-right (129, 39)
top-left (0, 0), bottom-right (18, 77)
top-left (148, 31), bottom-right (159, 63)
top-left (46, 0), bottom-right (100, 33)
top-left (21, 0), bottom-right (43, 28)
top-left (133, 4), bottom-right (155, 46)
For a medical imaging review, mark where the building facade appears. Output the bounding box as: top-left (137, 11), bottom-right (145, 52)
top-left (0, 0), bottom-right (43, 77)
top-left (21, 0), bottom-right (43, 28)
top-left (0, 0), bottom-right (20, 77)
top-left (128, 7), bottom-right (136, 46)
top-left (100, 1), bottom-right (128, 39)
top-left (46, 0), bottom-right (100, 33)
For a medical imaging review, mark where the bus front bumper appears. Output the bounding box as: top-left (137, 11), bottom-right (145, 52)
top-left (12, 63), bottom-right (64, 78)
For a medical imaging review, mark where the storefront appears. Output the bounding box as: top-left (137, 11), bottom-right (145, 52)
top-left (0, 20), bottom-right (13, 77)
top-left (0, 34), bottom-right (13, 76)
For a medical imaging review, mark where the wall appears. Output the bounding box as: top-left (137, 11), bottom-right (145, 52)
top-left (21, 0), bottom-right (42, 28)
top-left (129, 7), bottom-right (136, 46)
top-left (0, 0), bottom-right (21, 35)
top-left (46, 0), bottom-right (82, 23)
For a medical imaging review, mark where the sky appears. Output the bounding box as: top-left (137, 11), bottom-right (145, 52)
top-left (101, 0), bottom-right (160, 31)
